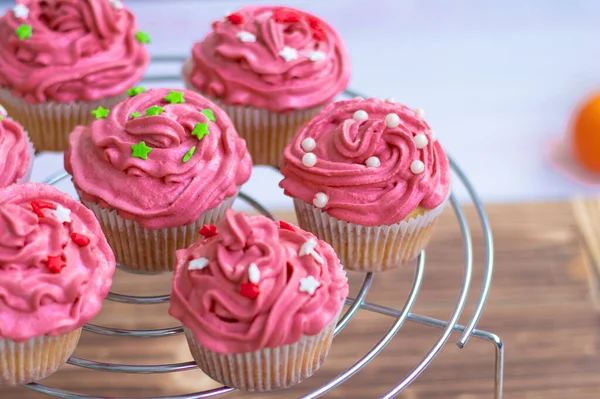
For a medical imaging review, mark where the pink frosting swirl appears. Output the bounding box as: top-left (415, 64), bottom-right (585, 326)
top-left (280, 98), bottom-right (451, 226)
top-left (0, 183), bottom-right (116, 342)
top-left (186, 6), bottom-right (351, 113)
top-left (0, 116), bottom-right (30, 188)
top-left (0, 0), bottom-right (150, 104)
top-left (169, 210), bottom-right (349, 354)
top-left (65, 88), bottom-right (252, 230)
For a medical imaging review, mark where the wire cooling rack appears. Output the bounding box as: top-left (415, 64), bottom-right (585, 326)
top-left (22, 56), bottom-right (504, 399)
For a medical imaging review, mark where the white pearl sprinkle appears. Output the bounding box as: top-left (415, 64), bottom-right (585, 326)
top-left (248, 263), bottom-right (260, 284)
top-left (13, 4), bottom-right (29, 19)
top-left (430, 130), bottom-right (438, 142)
top-left (301, 137), bottom-right (316, 152)
top-left (308, 51), bottom-right (325, 61)
top-left (302, 152), bottom-right (317, 167)
top-left (414, 108), bottom-right (425, 118)
top-left (0, 105), bottom-right (6, 117)
top-left (236, 31), bottom-right (256, 43)
top-left (354, 96), bottom-right (363, 100)
top-left (313, 192), bottom-right (328, 208)
top-left (353, 110), bottom-right (368, 121)
top-left (188, 257), bottom-right (210, 271)
top-left (366, 156), bottom-right (381, 168)
top-left (385, 97), bottom-right (395, 103)
top-left (410, 160), bottom-right (425, 174)
top-left (299, 276), bottom-right (321, 296)
top-left (385, 113), bottom-right (401, 128)
top-left (108, 0), bottom-right (123, 10)
top-left (279, 46), bottom-right (298, 62)
top-left (414, 134), bottom-right (429, 149)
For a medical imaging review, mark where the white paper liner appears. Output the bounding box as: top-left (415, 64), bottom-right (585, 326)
top-left (183, 306), bottom-right (343, 391)
top-left (0, 328), bottom-right (81, 386)
top-left (293, 198), bottom-right (448, 272)
top-left (81, 195), bottom-right (237, 273)
top-left (182, 59), bottom-right (323, 166)
top-left (0, 87), bottom-right (127, 152)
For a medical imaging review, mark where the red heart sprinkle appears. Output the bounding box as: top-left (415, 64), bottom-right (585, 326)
top-left (240, 282), bottom-right (260, 300)
top-left (199, 224), bottom-right (218, 238)
top-left (273, 8), bottom-right (301, 23)
top-left (278, 221), bottom-right (295, 232)
top-left (312, 28), bottom-right (325, 41)
top-left (45, 254), bottom-right (66, 274)
top-left (227, 12), bottom-right (244, 25)
top-left (71, 233), bottom-right (91, 247)
top-left (31, 200), bottom-right (55, 218)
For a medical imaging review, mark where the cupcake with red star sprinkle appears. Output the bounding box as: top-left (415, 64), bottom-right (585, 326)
top-left (0, 104), bottom-right (34, 188)
top-left (169, 210), bottom-right (349, 391)
top-left (0, 182), bottom-right (116, 386)
top-left (182, 5), bottom-right (351, 166)
top-left (65, 88), bottom-right (252, 273)
top-left (0, 0), bottom-right (150, 152)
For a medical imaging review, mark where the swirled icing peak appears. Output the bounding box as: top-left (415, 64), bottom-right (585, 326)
top-left (279, 98), bottom-right (451, 226)
top-left (65, 88), bottom-right (252, 230)
top-left (186, 6), bottom-right (351, 113)
top-left (169, 210), bottom-right (349, 354)
top-left (0, 183), bottom-right (116, 342)
top-left (0, 114), bottom-right (30, 188)
top-left (0, 0), bottom-right (150, 104)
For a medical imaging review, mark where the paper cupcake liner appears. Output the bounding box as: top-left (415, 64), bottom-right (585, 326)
top-left (182, 60), bottom-right (323, 166)
top-left (81, 195), bottom-right (237, 273)
top-left (293, 198), bottom-right (448, 272)
top-left (0, 87), bottom-right (127, 152)
top-left (184, 306), bottom-right (342, 392)
top-left (0, 328), bottom-right (81, 387)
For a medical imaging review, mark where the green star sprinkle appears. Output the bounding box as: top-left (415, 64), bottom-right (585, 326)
top-left (191, 122), bottom-right (210, 140)
top-left (182, 146), bottom-right (196, 163)
top-left (200, 109), bottom-right (216, 122)
top-left (131, 111), bottom-right (141, 119)
top-left (92, 106), bottom-right (110, 119)
top-left (131, 141), bottom-right (153, 160)
top-left (127, 87), bottom-right (146, 96)
top-left (145, 105), bottom-right (165, 116)
top-left (15, 24), bottom-right (32, 40)
top-left (135, 31), bottom-right (151, 44)
top-left (164, 90), bottom-right (185, 104)
top-left (0, 116), bottom-right (3, 121)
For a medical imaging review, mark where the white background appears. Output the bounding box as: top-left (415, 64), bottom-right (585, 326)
top-left (2, 0), bottom-right (600, 209)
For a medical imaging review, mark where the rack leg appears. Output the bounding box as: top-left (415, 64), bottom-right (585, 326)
top-left (473, 330), bottom-right (504, 399)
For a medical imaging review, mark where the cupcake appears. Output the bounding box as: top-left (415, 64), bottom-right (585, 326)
top-left (0, 182), bottom-right (116, 386)
top-left (279, 98), bottom-right (451, 272)
top-left (65, 88), bottom-right (252, 273)
top-left (169, 210), bottom-right (348, 391)
top-left (182, 6), bottom-right (351, 166)
top-left (0, 105), bottom-right (34, 188)
top-left (0, 0), bottom-right (151, 152)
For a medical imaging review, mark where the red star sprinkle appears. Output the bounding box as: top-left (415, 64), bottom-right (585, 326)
top-left (240, 282), bottom-right (260, 300)
top-left (226, 12), bottom-right (244, 25)
top-left (45, 255), bottom-right (67, 274)
top-left (273, 8), bottom-right (302, 23)
top-left (199, 224), bottom-right (218, 238)
top-left (31, 200), bottom-right (55, 218)
top-left (278, 221), bottom-right (295, 232)
top-left (305, 15), bottom-right (321, 30)
top-left (71, 233), bottom-right (91, 247)
top-left (312, 28), bottom-right (325, 41)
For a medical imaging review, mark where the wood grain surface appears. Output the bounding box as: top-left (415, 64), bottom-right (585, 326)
top-left (3, 202), bottom-right (600, 399)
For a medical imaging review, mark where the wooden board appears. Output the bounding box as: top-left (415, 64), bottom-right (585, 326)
top-left (3, 202), bottom-right (600, 399)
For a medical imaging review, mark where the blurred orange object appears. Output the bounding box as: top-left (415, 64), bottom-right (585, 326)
top-left (572, 93), bottom-right (600, 173)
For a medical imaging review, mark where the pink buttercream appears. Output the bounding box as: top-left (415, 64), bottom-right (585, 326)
top-left (0, 0), bottom-right (150, 104)
top-left (185, 6), bottom-right (351, 113)
top-left (169, 211), bottom-right (349, 354)
top-left (279, 98), bottom-right (451, 226)
top-left (65, 88), bottom-right (252, 230)
top-left (0, 116), bottom-right (30, 188)
top-left (0, 183), bottom-right (116, 342)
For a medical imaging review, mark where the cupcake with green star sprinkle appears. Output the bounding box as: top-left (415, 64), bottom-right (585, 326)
top-left (65, 88), bottom-right (252, 273)
top-left (0, 1), bottom-right (151, 152)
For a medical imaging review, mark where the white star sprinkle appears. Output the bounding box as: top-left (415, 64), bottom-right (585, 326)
top-left (308, 51), bottom-right (325, 61)
top-left (279, 46), bottom-right (298, 62)
top-left (299, 238), bottom-right (324, 264)
top-left (299, 276), bottom-right (321, 296)
top-left (108, 0), bottom-right (123, 10)
top-left (248, 263), bottom-right (260, 284)
top-left (188, 257), bottom-right (210, 271)
top-left (0, 105), bottom-right (6, 117)
top-left (237, 31), bottom-right (256, 43)
top-left (13, 4), bottom-right (29, 19)
top-left (53, 205), bottom-right (71, 224)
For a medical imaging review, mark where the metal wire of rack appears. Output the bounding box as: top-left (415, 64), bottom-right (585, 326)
top-left (21, 56), bottom-right (504, 399)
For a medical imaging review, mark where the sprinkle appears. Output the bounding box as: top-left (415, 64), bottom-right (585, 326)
top-left (240, 282), bottom-right (260, 299)
top-left (278, 221), bottom-right (295, 231)
top-left (280, 46), bottom-right (298, 62)
top-left (313, 192), bottom-right (328, 209)
top-left (71, 233), bottom-right (90, 247)
top-left (145, 105), bottom-right (164, 116)
top-left (273, 8), bottom-right (302, 23)
top-left (31, 200), bottom-right (55, 218)
top-left (354, 96), bottom-right (363, 100)
top-left (301, 138), bottom-right (316, 152)
top-left (135, 31), bottom-right (151, 44)
top-left (92, 106), bottom-right (110, 119)
top-left (302, 152), bottom-right (317, 167)
top-left (414, 134), bottom-right (429, 149)
top-left (312, 29), bottom-right (325, 41)
top-left (415, 108), bottom-right (425, 118)
top-left (226, 12), bottom-right (244, 24)
top-left (0, 105), bottom-right (6, 117)
top-left (366, 156), bottom-right (381, 168)
top-left (130, 111), bottom-right (141, 119)
top-left (131, 141), bottom-right (153, 160)
top-left (164, 90), bottom-right (185, 104)
top-left (201, 108), bottom-right (216, 122)
top-left (410, 160), bottom-right (425, 174)
top-left (15, 24), bottom-right (31, 40)
top-left (192, 122), bottom-right (210, 140)
top-left (430, 130), bottom-right (438, 142)
top-left (188, 257), bottom-right (210, 271)
top-left (308, 51), bottom-right (325, 61)
top-left (13, 4), bottom-right (29, 19)
top-left (45, 255), bottom-right (67, 274)
top-left (353, 110), bottom-right (368, 121)
top-left (299, 276), bottom-right (321, 295)
top-left (306, 15), bottom-right (321, 29)
top-left (385, 97), bottom-right (395, 103)
top-left (248, 263), bottom-right (260, 284)
top-left (182, 146), bottom-right (196, 163)
top-left (199, 224), bottom-right (218, 238)
top-left (299, 238), bottom-right (325, 264)
top-left (237, 31), bottom-right (256, 43)
top-left (385, 113), bottom-right (401, 128)
top-left (53, 205), bottom-right (71, 224)
top-left (127, 86), bottom-right (146, 96)
top-left (109, 0), bottom-right (123, 10)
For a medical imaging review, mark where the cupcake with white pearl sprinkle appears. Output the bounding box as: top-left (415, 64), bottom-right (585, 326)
top-left (280, 98), bottom-right (451, 272)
